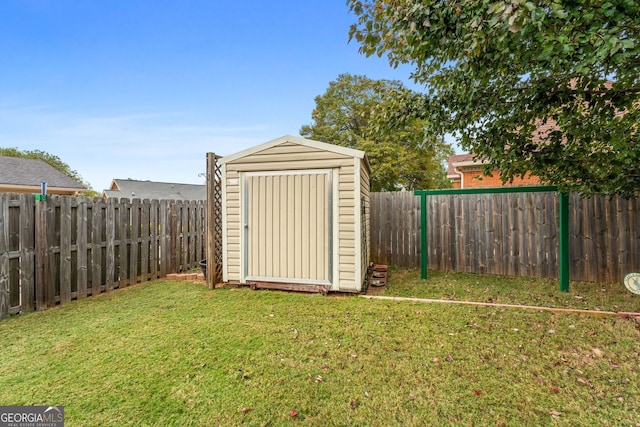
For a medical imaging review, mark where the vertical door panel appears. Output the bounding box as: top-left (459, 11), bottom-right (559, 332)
top-left (245, 171), bottom-right (331, 284)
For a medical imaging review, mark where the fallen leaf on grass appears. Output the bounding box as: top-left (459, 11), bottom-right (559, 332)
top-left (289, 410), bottom-right (298, 417)
top-left (550, 410), bottom-right (562, 418)
top-left (577, 378), bottom-right (592, 387)
top-left (240, 407), bottom-right (251, 413)
top-left (549, 386), bottom-right (561, 393)
top-left (592, 348), bottom-right (604, 357)
top-left (350, 400), bottom-right (358, 409)
top-left (445, 355), bottom-right (453, 362)
top-left (474, 390), bottom-right (482, 396)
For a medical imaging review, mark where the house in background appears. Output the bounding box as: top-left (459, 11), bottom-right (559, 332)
top-left (102, 179), bottom-right (206, 201)
top-left (447, 153), bottom-right (540, 189)
top-left (0, 155), bottom-right (87, 195)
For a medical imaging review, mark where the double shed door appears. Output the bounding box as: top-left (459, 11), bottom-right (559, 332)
top-left (243, 170), bottom-right (333, 285)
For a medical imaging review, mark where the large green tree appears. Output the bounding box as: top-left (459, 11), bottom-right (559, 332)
top-left (348, 0), bottom-right (640, 197)
top-left (300, 73), bottom-right (452, 191)
top-left (0, 147), bottom-right (94, 193)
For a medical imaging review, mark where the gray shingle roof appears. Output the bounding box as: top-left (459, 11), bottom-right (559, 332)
top-left (0, 156), bottom-right (86, 189)
top-left (103, 179), bottom-right (206, 201)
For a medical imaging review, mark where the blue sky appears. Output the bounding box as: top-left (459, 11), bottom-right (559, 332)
top-left (0, 0), bottom-right (441, 191)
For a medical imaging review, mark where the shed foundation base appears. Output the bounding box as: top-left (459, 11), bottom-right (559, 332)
top-left (247, 281), bottom-right (330, 295)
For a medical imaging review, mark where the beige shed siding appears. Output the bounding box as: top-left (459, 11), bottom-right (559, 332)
top-left (359, 159), bottom-right (371, 283)
top-left (222, 169), bottom-right (241, 282)
top-left (222, 137), bottom-right (369, 292)
top-left (337, 161), bottom-right (357, 290)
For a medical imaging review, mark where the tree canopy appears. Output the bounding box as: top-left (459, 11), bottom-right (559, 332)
top-left (0, 147), bottom-right (94, 193)
top-left (300, 73), bottom-right (452, 191)
top-left (348, 0), bottom-right (640, 197)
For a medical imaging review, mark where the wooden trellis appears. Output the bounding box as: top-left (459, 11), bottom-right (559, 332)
top-left (206, 153), bottom-right (223, 287)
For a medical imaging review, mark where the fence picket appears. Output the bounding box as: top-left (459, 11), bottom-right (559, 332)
top-left (77, 198), bottom-right (88, 299)
top-left (19, 195), bottom-right (35, 311)
top-left (130, 198), bottom-right (140, 287)
top-left (60, 196), bottom-right (72, 304)
top-left (0, 196), bottom-right (9, 319)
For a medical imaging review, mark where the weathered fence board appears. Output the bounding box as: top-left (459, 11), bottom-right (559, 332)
top-left (20, 195), bottom-right (35, 312)
top-left (0, 196), bottom-right (9, 319)
top-left (370, 191), bottom-right (639, 283)
top-left (0, 194), bottom-right (206, 318)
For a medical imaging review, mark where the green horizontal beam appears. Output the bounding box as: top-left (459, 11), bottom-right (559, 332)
top-left (414, 185), bottom-right (558, 196)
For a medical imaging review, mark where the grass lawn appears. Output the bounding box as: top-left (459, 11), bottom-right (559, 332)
top-left (1, 278), bottom-right (639, 426)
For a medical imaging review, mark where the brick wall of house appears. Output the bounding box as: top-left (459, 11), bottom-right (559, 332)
top-left (461, 170), bottom-right (540, 188)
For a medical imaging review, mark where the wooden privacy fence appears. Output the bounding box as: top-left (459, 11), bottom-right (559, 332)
top-left (0, 194), bottom-right (206, 319)
top-left (370, 191), bottom-right (639, 283)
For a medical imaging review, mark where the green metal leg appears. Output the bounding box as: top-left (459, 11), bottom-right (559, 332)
top-left (420, 194), bottom-right (427, 279)
top-left (559, 192), bottom-right (569, 292)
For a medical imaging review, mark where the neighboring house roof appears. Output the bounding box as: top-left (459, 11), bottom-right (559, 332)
top-left (0, 155), bottom-right (86, 195)
top-left (446, 153), bottom-right (478, 179)
top-left (103, 179), bottom-right (206, 201)
top-left (447, 152), bottom-right (541, 188)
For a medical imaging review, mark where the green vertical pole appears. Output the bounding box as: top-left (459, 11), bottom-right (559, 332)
top-left (558, 192), bottom-right (569, 292)
top-left (420, 193), bottom-right (428, 279)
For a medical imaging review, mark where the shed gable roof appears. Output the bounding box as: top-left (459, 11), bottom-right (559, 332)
top-left (219, 135), bottom-right (367, 165)
top-left (0, 155), bottom-right (86, 190)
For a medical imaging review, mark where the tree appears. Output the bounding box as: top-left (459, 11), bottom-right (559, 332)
top-left (300, 74), bottom-right (453, 191)
top-left (348, 0), bottom-right (640, 197)
top-left (0, 147), bottom-right (94, 193)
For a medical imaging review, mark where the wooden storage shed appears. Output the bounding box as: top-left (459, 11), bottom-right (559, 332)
top-left (220, 135), bottom-right (371, 293)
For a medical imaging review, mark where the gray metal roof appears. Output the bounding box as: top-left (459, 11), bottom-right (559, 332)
top-left (0, 155), bottom-right (86, 189)
top-left (104, 179), bottom-right (206, 201)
